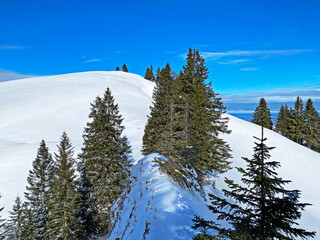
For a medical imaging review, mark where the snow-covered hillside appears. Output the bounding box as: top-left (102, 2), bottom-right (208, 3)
top-left (0, 71), bottom-right (153, 217)
top-left (0, 71), bottom-right (319, 238)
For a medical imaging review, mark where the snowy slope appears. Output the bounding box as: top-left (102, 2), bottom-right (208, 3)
top-left (107, 117), bottom-right (320, 239)
top-left (108, 154), bottom-right (216, 239)
top-left (0, 71), bottom-right (319, 238)
top-left (0, 71), bottom-right (153, 217)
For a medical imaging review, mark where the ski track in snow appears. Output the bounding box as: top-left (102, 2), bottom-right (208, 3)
top-left (0, 71), bottom-right (319, 238)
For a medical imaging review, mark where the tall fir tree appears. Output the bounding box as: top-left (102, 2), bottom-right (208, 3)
top-left (24, 140), bottom-right (55, 240)
top-left (5, 196), bottom-right (24, 240)
top-left (193, 127), bottom-right (316, 240)
top-left (115, 66), bottom-right (120, 71)
top-left (144, 65), bottom-right (155, 81)
top-left (142, 49), bottom-right (231, 184)
top-left (0, 194), bottom-right (5, 240)
top-left (79, 87), bottom-right (131, 238)
top-left (46, 132), bottom-right (83, 239)
top-left (275, 104), bottom-right (290, 136)
top-left (122, 64), bottom-right (128, 72)
top-left (304, 98), bottom-right (320, 149)
top-left (288, 96), bottom-right (304, 144)
top-left (252, 97), bottom-right (273, 129)
top-left (172, 49), bottom-right (231, 181)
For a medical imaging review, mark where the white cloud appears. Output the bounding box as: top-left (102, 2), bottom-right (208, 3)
top-left (198, 49), bottom-right (314, 60)
top-left (0, 45), bottom-right (25, 50)
top-left (217, 59), bottom-right (250, 65)
top-left (83, 58), bottom-right (102, 63)
top-left (0, 69), bottom-right (37, 82)
top-left (240, 67), bottom-right (258, 71)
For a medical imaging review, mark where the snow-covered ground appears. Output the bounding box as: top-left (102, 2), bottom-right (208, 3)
top-left (0, 71), bottom-right (319, 238)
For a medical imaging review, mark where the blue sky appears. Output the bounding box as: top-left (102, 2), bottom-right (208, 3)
top-left (1, 0), bottom-right (320, 113)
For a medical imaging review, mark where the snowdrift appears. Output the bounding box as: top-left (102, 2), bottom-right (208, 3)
top-left (0, 71), bottom-right (319, 238)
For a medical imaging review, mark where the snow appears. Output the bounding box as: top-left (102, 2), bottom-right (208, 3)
top-left (0, 71), bottom-right (319, 238)
top-left (0, 71), bottom-right (153, 218)
top-left (108, 154), bottom-right (215, 239)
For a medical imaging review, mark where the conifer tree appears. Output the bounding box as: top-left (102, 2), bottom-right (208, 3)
top-left (24, 140), bottom-right (55, 240)
top-left (252, 97), bottom-right (273, 129)
top-left (275, 104), bottom-right (290, 136)
top-left (173, 49), bottom-right (231, 181)
top-left (143, 49), bottom-right (231, 184)
top-left (79, 87), bottom-right (131, 238)
top-left (122, 64), bottom-right (128, 72)
top-left (288, 96), bottom-right (304, 144)
top-left (193, 127), bottom-right (316, 240)
top-left (0, 194), bottom-right (5, 239)
top-left (142, 63), bottom-right (175, 156)
top-left (46, 132), bottom-right (82, 239)
top-left (304, 98), bottom-right (320, 149)
top-left (144, 65), bottom-right (155, 81)
top-left (5, 196), bottom-right (24, 239)
top-left (115, 66), bottom-right (120, 71)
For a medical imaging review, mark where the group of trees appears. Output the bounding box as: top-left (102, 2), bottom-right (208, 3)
top-left (115, 64), bottom-right (128, 72)
top-left (142, 48), bottom-right (231, 185)
top-left (252, 96), bottom-right (320, 150)
top-left (1, 88), bottom-right (131, 239)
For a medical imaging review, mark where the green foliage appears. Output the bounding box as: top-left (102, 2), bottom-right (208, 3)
top-left (5, 196), bottom-right (24, 239)
top-left (252, 98), bottom-right (273, 129)
top-left (287, 96), bottom-right (305, 144)
top-left (142, 49), bottom-right (231, 185)
top-left (115, 66), bottom-right (120, 71)
top-left (24, 140), bottom-right (55, 240)
top-left (304, 98), bottom-right (320, 149)
top-left (193, 127), bottom-right (316, 239)
top-left (144, 65), bottom-right (155, 81)
top-left (79, 87), bottom-right (131, 238)
top-left (0, 194), bottom-right (5, 239)
top-left (46, 132), bottom-right (83, 239)
top-left (275, 104), bottom-right (290, 136)
top-left (122, 64), bottom-right (128, 72)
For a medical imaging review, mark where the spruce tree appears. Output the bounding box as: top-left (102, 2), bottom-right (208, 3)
top-left (79, 87), bottom-right (131, 238)
top-left (24, 140), bottom-right (55, 240)
top-left (0, 194), bottom-right (5, 239)
top-left (5, 196), bottom-right (24, 239)
top-left (304, 98), bottom-right (320, 149)
top-left (193, 127), bottom-right (316, 240)
top-left (275, 104), bottom-right (290, 136)
top-left (288, 96), bottom-right (304, 144)
top-left (46, 132), bottom-right (82, 239)
top-left (252, 97), bottom-right (273, 129)
top-left (122, 64), bottom-right (128, 72)
top-left (143, 49), bottom-right (231, 184)
top-left (173, 49), bottom-right (231, 181)
top-left (144, 65), bottom-right (155, 81)
top-left (115, 66), bottom-right (120, 71)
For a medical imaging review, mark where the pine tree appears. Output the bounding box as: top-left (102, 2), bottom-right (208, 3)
top-left (115, 66), bottom-right (120, 71)
top-left (288, 96), bottom-right (305, 144)
top-left (252, 97), bottom-right (273, 129)
top-left (193, 127), bottom-right (316, 240)
top-left (5, 196), bottom-right (24, 239)
top-left (275, 104), bottom-right (290, 136)
top-left (173, 49), bottom-right (231, 181)
top-left (0, 194), bottom-right (5, 240)
top-left (144, 65), bottom-right (155, 81)
top-left (142, 49), bottom-right (231, 184)
top-left (304, 98), bottom-right (320, 149)
top-left (46, 132), bottom-right (82, 239)
top-left (79, 87), bottom-right (131, 238)
top-left (24, 140), bottom-right (55, 240)
top-left (122, 64), bottom-right (128, 72)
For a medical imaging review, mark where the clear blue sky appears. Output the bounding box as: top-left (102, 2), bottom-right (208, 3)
top-left (1, 0), bottom-right (320, 103)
